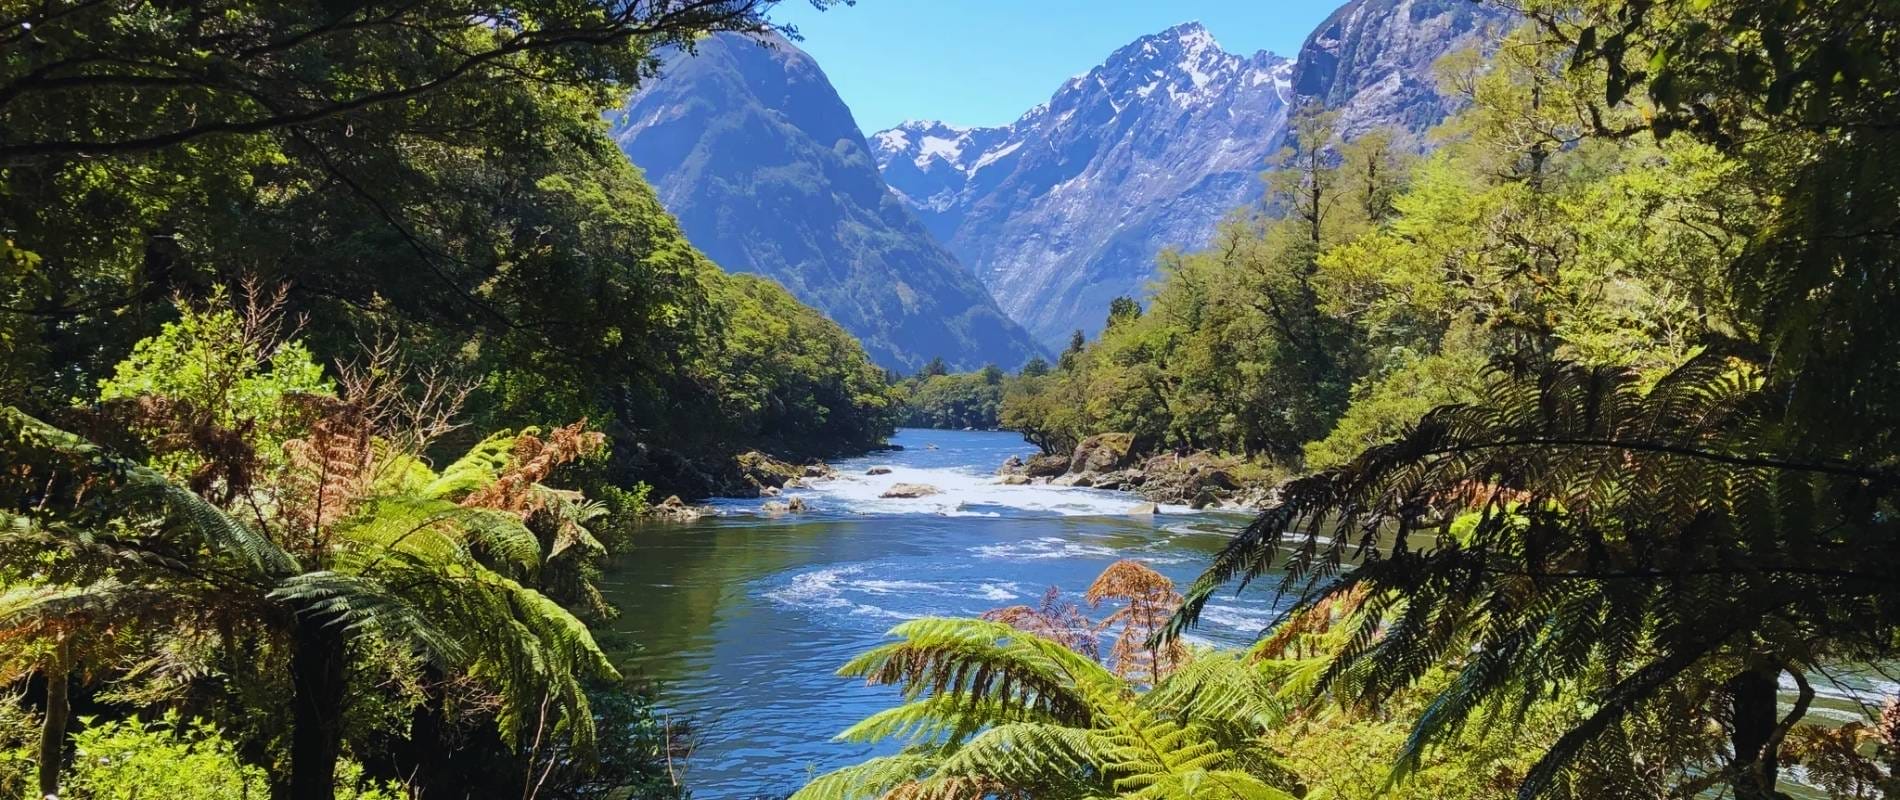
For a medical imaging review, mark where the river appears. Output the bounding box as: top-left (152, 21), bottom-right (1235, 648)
top-left (600, 427), bottom-right (1886, 799)
top-left (600, 427), bottom-right (1276, 798)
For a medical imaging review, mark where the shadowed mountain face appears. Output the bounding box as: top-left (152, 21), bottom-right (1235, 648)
top-left (608, 33), bottom-right (1045, 373)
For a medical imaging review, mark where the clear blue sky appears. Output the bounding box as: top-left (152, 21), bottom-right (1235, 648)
top-left (768, 0), bottom-right (1342, 133)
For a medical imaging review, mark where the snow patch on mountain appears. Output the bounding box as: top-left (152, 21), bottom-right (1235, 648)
top-left (870, 21), bottom-right (1295, 348)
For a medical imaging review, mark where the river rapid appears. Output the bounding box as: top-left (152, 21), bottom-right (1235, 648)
top-left (600, 428), bottom-right (1276, 798)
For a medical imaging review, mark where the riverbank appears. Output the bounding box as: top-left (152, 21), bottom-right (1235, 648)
top-left (997, 433), bottom-right (1283, 510)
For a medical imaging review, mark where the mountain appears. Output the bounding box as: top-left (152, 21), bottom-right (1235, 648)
top-left (871, 8), bottom-right (1507, 348)
top-left (870, 22), bottom-right (1295, 349)
top-left (607, 32), bottom-right (1044, 373)
top-left (1291, 0), bottom-right (1510, 137)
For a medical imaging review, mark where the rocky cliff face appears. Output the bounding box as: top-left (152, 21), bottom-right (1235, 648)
top-left (1290, 0), bottom-right (1510, 138)
top-left (870, 23), bottom-right (1296, 349)
top-left (607, 33), bottom-right (1044, 372)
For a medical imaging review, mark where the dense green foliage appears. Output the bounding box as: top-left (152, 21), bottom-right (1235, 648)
top-left (1002, 96), bottom-right (1736, 466)
top-left (10, 1), bottom-right (1900, 799)
top-left (0, 1), bottom-right (886, 798)
top-left (821, 1), bottom-right (1900, 799)
top-left (0, 295), bottom-right (653, 799)
top-left (801, 562), bottom-right (1728, 800)
top-left (0, 0), bottom-right (894, 500)
top-left (894, 365), bottom-right (1009, 430)
top-left (1163, 2), bottom-right (1900, 800)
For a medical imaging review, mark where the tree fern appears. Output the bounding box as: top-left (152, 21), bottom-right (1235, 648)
top-left (1167, 355), bottom-right (1896, 797)
top-left (1, 405), bottom-right (619, 795)
top-left (797, 618), bottom-right (1296, 800)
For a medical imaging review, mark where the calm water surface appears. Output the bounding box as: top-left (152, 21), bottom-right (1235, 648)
top-left (601, 428), bottom-right (1275, 798)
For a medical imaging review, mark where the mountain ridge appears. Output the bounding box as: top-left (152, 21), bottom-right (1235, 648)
top-left (869, 21), bottom-right (1297, 348)
top-left (871, 6), bottom-right (1505, 347)
top-left (608, 32), bottom-right (1046, 372)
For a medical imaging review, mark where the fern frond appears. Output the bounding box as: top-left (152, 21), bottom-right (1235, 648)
top-left (790, 753), bottom-right (940, 800)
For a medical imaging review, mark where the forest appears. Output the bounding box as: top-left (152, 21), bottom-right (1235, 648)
top-left (4, 0), bottom-right (1900, 799)
top-left (821, 0), bottom-right (1900, 798)
top-left (0, 1), bottom-right (887, 798)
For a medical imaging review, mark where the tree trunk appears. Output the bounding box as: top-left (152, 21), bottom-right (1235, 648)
top-left (1727, 665), bottom-right (1790, 800)
top-left (37, 640), bottom-right (71, 800)
top-left (396, 668), bottom-right (460, 798)
top-left (286, 621), bottom-right (348, 800)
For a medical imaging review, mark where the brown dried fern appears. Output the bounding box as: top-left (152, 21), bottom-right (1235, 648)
top-left (1085, 559), bottom-right (1187, 684)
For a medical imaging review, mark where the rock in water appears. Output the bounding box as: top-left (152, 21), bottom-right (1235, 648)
top-left (1190, 490), bottom-right (1224, 511)
top-left (997, 454), bottom-right (1026, 475)
top-left (787, 496), bottom-right (808, 512)
top-left (1069, 433), bottom-right (1137, 475)
top-left (880, 483), bottom-right (942, 499)
top-left (1000, 474), bottom-right (1032, 485)
top-left (866, 466), bottom-right (893, 476)
top-left (1128, 502), bottom-right (1160, 516)
top-left (1024, 454), bottom-right (1070, 478)
top-left (652, 495), bottom-right (711, 522)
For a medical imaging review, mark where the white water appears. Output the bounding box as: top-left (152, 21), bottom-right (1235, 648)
top-left (705, 458), bottom-right (1197, 518)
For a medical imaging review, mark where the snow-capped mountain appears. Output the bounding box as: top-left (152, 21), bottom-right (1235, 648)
top-left (870, 22), bottom-right (1295, 349)
top-left (871, 8), bottom-right (1498, 348)
top-left (607, 33), bottom-right (1045, 373)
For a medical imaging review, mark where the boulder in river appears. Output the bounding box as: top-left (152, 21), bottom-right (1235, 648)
top-left (1199, 468), bottom-right (1241, 491)
top-left (735, 450), bottom-right (802, 491)
top-left (1128, 502), bottom-right (1160, 516)
top-left (999, 474), bottom-right (1032, 485)
top-left (880, 483), bottom-right (942, 499)
top-left (997, 454), bottom-right (1026, 475)
top-left (787, 496), bottom-right (807, 512)
top-left (1068, 432), bottom-right (1137, 475)
top-left (651, 495), bottom-right (712, 522)
top-left (802, 462), bottom-right (835, 479)
top-left (761, 501), bottom-right (790, 514)
top-left (866, 466), bottom-right (893, 476)
top-left (760, 485), bottom-right (781, 497)
top-left (1024, 454), bottom-right (1070, 478)
top-left (1189, 490), bottom-right (1224, 510)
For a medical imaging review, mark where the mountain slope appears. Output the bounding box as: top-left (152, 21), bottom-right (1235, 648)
top-left (608, 33), bottom-right (1044, 372)
top-left (872, 10), bottom-right (1506, 349)
top-left (1291, 0), bottom-right (1510, 137)
top-left (870, 23), bottom-right (1295, 349)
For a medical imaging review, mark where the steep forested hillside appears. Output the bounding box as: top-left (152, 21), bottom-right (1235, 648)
top-left (609, 33), bottom-right (1045, 372)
